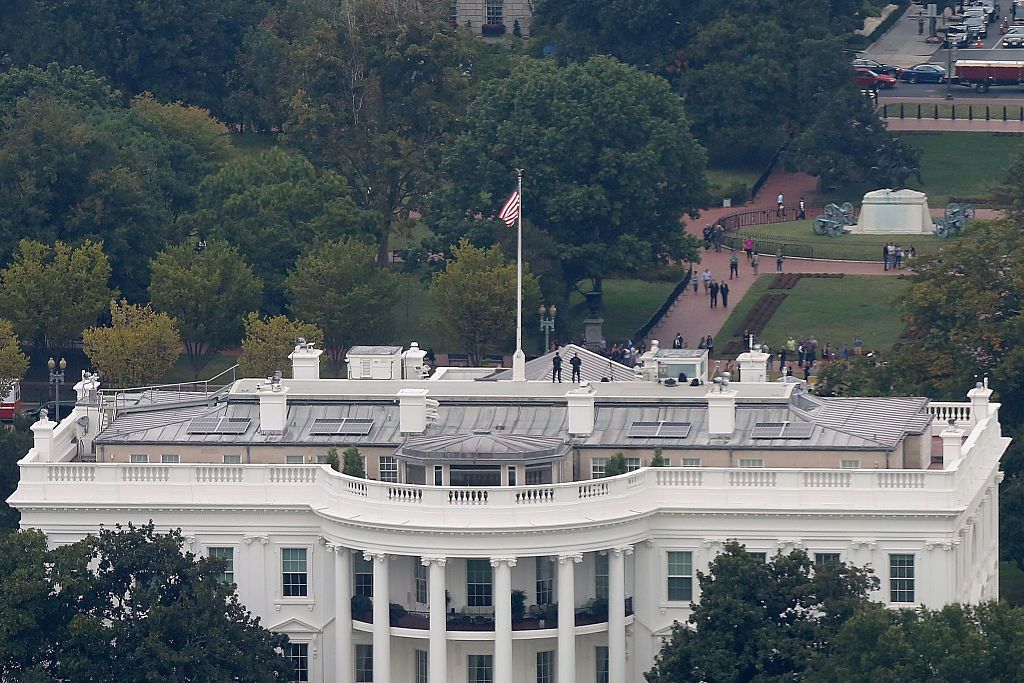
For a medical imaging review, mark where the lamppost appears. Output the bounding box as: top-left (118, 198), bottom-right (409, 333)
top-left (538, 304), bottom-right (557, 353)
top-left (48, 357), bottom-right (66, 422)
top-left (946, 43), bottom-right (958, 100)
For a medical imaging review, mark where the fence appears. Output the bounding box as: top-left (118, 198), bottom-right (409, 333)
top-left (633, 267), bottom-right (692, 341)
top-left (879, 102), bottom-right (1024, 122)
top-left (718, 205), bottom-right (828, 231)
top-left (712, 205), bottom-right (882, 261)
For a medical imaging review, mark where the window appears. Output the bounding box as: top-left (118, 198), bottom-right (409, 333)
top-left (840, 459), bottom-right (860, 469)
top-left (536, 650), bottom-right (553, 683)
top-left (667, 551), bottom-right (693, 601)
top-left (682, 457), bottom-right (701, 467)
top-left (468, 654), bottom-right (493, 683)
top-left (222, 454), bottom-right (241, 464)
top-left (448, 2), bottom-right (458, 24)
top-left (889, 554), bottom-right (915, 603)
top-left (208, 547), bottom-right (234, 583)
top-left (591, 458), bottom-right (606, 479)
top-left (526, 464), bottom-right (552, 485)
top-left (356, 643), bottom-right (373, 682)
top-left (379, 456), bottom-right (398, 483)
top-left (596, 646), bottom-right (609, 683)
top-left (536, 556), bottom-right (553, 604)
top-left (161, 454), bottom-right (180, 464)
top-left (415, 649), bottom-right (428, 683)
top-left (287, 643), bottom-right (309, 682)
top-left (749, 552), bottom-right (768, 562)
top-left (434, 465), bottom-right (443, 486)
top-left (450, 465), bottom-right (501, 486)
top-left (355, 554), bottom-right (373, 597)
top-left (130, 454), bottom-right (149, 463)
top-left (286, 455), bottom-right (304, 465)
top-left (415, 558), bottom-right (428, 604)
top-left (315, 454), bottom-right (330, 464)
top-left (508, 466), bottom-right (517, 486)
top-left (484, 0), bottom-right (503, 25)
top-left (625, 457), bottom-right (641, 472)
top-left (282, 548), bottom-right (308, 597)
top-left (467, 559), bottom-right (493, 607)
top-left (739, 458), bottom-right (764, 468)
top-left (595, 553), bottom-right (609, 601)
top-left (815, 552), bottom-right (841, 566)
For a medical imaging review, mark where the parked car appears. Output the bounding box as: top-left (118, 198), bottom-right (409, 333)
top-left (854, 67), bottom-right (897, 89)
top-left (899, 63), bottom-right (947, 83)
top-left (1003, 31), bottom-right (1024, 47)
top-left (852, 57), bottom-right (902, 77)
top-left (942, 28), bottom-right (971, 48)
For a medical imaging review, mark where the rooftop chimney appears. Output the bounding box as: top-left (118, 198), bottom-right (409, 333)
top-left (403, 342), bottom-right (429, 379)
top-left (257, 372), bottom-right (289, 433)
top-left (939, 423), bottom-right (964, 469)
top-left (967, 378), bottom-right (992, 422)
top-left (706, 374), bottom-right (737, 436)
top-left (566, 385), bottom-right (596, 436)
top-left (289, 339), bottom-right (323, 380)
top-left (31, 411), bottom-right (55, 463)
top-left (736, 345), bottom-right (770, 383)
top-left (398, 388), bottom-right (437, 434)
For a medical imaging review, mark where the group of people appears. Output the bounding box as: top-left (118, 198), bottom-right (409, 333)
top-left (752, 334), bottom-right (866, 380)
top-left (882, 243), bottom-right (916, 271)
top-left (702, 223), bottom-right (726, 252)
top-left (550, 350), bottom-right (583, 383)
top-left (608, 340), bottom-right (646, 367)
top-left (672, 332), bottom-right (714, 354)
top-left (775, 193), bottom-right (807, 220)
top-left (699, 268), bottom-right (732, 309)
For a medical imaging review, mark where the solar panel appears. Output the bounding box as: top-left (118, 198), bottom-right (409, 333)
top-left (309, 418), bottom-right (345, 435)
top-left (627, 421), bottom-right (692, 438)
top-left (310, 417), bottom-right (374, 436)
top-left (781, 422), bottom-right (815, 439)
top-left (186, 417), bottom-right (251, 434)
top-left (751, 422), bottom-right (786, 439)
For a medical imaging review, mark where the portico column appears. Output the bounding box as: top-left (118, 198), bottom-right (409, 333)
top-left (557, 553), bottom-right (583, 683)
top-left (608, 546), bottom-right (632, 683)
top-left (330, 545), bottom-right (353, 683)
top-left (365, 552), bottom-right (390, 682)
top-left (491, 558), bottom-right (517, 683)
top-left (423, 557), bottom-right (448, 683)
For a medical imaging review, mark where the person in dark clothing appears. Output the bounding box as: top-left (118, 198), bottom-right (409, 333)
top-left (551, 353), bottom-right (562, 383)
top-left (709, 281), bottom-right (719, 308)
top-left (721, 282), bottom-right (730, 307)
top-left (569, 353), bottom-right (582, 383)
top-left (883, 243), bottom-right (890, 271)
top-left (705, 335), bottom-right (714, 355)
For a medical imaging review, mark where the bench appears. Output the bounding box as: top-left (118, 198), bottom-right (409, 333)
top-left (446, 353), bottom-right (470, 367)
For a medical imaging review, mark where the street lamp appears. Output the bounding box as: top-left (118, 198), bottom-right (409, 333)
top-left (48, 357), bottom-right (66, 422)
top-left (538, 304), bottom-right (557, 353)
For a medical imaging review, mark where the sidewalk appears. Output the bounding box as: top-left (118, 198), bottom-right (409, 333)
top-left (884, 117), bottom-right (1024, 130)
top-left (862, 5), bottom-right (942, 68)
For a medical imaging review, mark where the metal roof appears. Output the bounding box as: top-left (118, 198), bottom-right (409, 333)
top-left (482, 344), bottom-right (636, 382)
top-left (397, 432), bottom-right (568, 463)
top-left (347, 346), bottom-right (402, 355)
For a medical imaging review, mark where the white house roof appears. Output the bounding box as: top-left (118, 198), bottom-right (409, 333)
top-left (482, 344), bottom-right (635, 382)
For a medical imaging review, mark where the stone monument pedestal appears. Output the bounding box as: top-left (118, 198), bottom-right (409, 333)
top-left (850, 189), bottom-right (934, 235)
top-left (583, 318), bottom-right (604, 353)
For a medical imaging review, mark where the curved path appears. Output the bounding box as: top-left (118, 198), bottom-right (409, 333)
top-left (648, 171), bottom-right (900, 347)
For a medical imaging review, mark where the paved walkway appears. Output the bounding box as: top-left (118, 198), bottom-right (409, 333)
top-left (884, 117), bottom-right (1024, 131)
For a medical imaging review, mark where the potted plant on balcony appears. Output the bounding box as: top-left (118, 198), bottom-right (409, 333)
top-left (481, 22), bottom-right (506, 36)
top-left (543, 601), bottom-right (558, 627)
top-left (351, 594), bottom-right (372, 619)
top-left (389, 602), bottom-right (407, 626)
top-left (589, 597), bottom-right (608, 621)
top-left (511, 589), bottom-right (527, 622)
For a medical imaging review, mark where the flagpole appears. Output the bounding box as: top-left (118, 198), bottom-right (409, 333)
top-left (512, 169), bottom-right (526, 381)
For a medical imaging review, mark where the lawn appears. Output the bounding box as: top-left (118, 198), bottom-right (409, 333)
top-left (718, 274), bottom-right (910, 357)
top-left (732, 220), bottom-right (947, 261)
top-left (814, 131), bottom-right (1024, 206)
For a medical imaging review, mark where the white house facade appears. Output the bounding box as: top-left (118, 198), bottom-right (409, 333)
top-left (8, 342), bottom-right (1008, 683)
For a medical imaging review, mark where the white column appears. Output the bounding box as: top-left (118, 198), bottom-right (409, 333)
top-left (365, 552), bottom-right (391, 683)
top-left (423, 557), bottom-right (448, 683)
top-left (608, 546), bottom-right (632, 683)
top-left (557, 553), bottom-right (582, 683)
top-left (491, 557), bottom-right (517, 683)
top-left (331, 546), bottom-right (353, 683)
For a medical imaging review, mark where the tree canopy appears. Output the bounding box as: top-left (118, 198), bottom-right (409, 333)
top-left (442, 56), bottom-right (707, 291)
top-left (238, 313), bottom-right (324, 379)
top-left (82, 300), bottom-right (181, 387)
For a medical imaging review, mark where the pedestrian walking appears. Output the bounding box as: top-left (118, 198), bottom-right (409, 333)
top-left (776, 249), bottom-right (784, 272)
top-left (883, 243), bottom-right (890, 271)
top-left (709, 280), bottom-right (720, 308)
top-left (744, 237), bottom-right (754, 262)
top-left (751, 252), bottom-right (759, 274)
top-left (713, 224), bottom-right (724, 253)
top-left (729, 251), bottom-right (739, 279)
top-left (692, 274), bottom-right (699, 294)
top-left (721, 282), bottom-right (730, 307)
top-left (776, 193), bottom-right (784, 218)
top-left (551, 353), bottom-right (562, 383)
top-left (569, 352), bottom-right (582, 383)
top-left (705, 335), bottom-right (714, 355)
top-left (853, 335), bottom-right (863, 355)
top-left (702, 268), bottom-right (712, 293)
top-left (798, 197), bottom-right (806, 220)
top-left (703, 225), bottom-right (712, 251)
top-left (673, 333), bottom-right (683, 349)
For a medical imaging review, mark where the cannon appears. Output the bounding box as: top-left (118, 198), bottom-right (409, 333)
top-left (812, 202), bottom-right (856, 237)
top-left (933, 202), bottom-right (974, 238)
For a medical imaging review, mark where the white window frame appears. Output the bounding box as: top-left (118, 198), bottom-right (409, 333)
top-left (889, 553), bottom-right (916, 603)
top-left (379, 455), bottom-right (399, 483)
top-left (468, 654), bottom-right (494, 683)
top-left (467, 559), bottom-right (493, 607)
top-left (356, 643), bottom-right (373, 682)
top-left (596, 645), bottom-right (609, 683)
top-left (681, 457), bottom-right (701, 467)
top-left (536, 556), bottom-right (553, 604)
top-left (315, 454), bottom-right (330, 464)
top-left (666, 550), bottom-right (693, 602)
top-left (814, 552), bottom-right (842, 566)
top-left (286, 455), bottom-right (304, 465)
top-left (130, 453), bottom-right (149, 463)
top-left (840, 459), bottom-right (860, 469)
top-left (222, 454), bottom-right (242, 464)
top-left (739, 458), bottom-right (764, 468)
top-left (161, 453), bottom-right (180, 464)
top-left (415, 558), bottom-right (428, 605)
top-left (208, 546), bottom-right (235, 584)
top-left (625, 457), bottom-right (641, 472)
top-left (415, 649), bottom-right (428, 683)
top-left (279, 545), bottom-right (314, 603)
top-left (748, 551), bottom-right (768, 562)
top-left (355, 553), bottom-right (373, 597)
top-left (591, 458), bottom-right (606, 479)
top-left (286, 641), bottom-right (310, 683)
top-left (536, 650), bottom-right (554, 683)
top-left (484, 0), bottom-right (503, 25)
top-left (595, 552), bottom-right (609, 601)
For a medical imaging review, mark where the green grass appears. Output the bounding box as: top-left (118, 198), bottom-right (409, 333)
top-left (706, 166), bottom-right (762, 188)
top-left (732, 220), bottom-right (947, 261)
top-left (566, 278), bottom-right (681, 344)
top-left (718, 275), bottom-right (910, 356)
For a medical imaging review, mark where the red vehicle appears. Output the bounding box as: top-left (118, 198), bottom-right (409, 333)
top-left (952, 59), bottom-right (1024, 91)
top-left (854, 67), bottom-right (897, 89)
top-left (0, 381), bottom-right (22, 421)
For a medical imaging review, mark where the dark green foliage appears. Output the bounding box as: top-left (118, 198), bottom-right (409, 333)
top-left (0, 524), bottom-right (291, 681)
top-left (604, 453), bottom-right (629, 477)
top-left (342, 446), bottom-right (366, 478)
top-left (650, 448), bottom-right (668, 467)
top-left (0, 424), bottom-right (34, 530)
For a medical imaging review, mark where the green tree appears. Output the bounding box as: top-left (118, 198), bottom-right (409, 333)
top-left (179, 148), bottom-right (376, 310)
top-left (0, 422), bottom-right (34, 530)
top-left (604, 453), bottom-right (629, 477)
top-left (324, 446), bottom-right (341, 473)
top-left (650, 448), bottom-right (668, 467)
top-left (0, 524), bottom-right (291, 680)
top-left (82, 300), bottom-right (181, 388)
top-left (428, 240), bottom-right (540, 365)
top-left (441, 56), bottom-right (707, 293)
top-left (0, 240), bottom-right (114, 351)
top-left (242, 0), bottom-right (474, 262)
top-left (646, 542), bottom-right (878, 682)
top-left (149, 241), bottom-right (262, 378)
top-left (238, 313), bottom-right (324, 379)
top-left (285, 238), bottom-right (401, 372)
top-left (342, 446), bottom-right (366, 478)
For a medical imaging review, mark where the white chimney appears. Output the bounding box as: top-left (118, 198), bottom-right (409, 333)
top-left (967, 379), bottom-right (992, 422)
top-left (288, 340), bottom-right (323, 380)
top-left (398, 388), bottom-right (434, 433)
top-left (403, 342), bottom-right (429, 379)
top-left (72, 371), bottom-right (102, 455)
top-left (31, 412), bottom-right (55, 463)
top-left (939, 425), bottom-right (964, 469)
top-left (706, 381), bottom-right (737, 436)
top-left (736, 346), bottom-right (770, 383)
top-left (639, 340), bottom-right (660, 382)
top-left (566, 385), bottom-right (596, 436)
top-left (257, 376), bottom-right (289, 433)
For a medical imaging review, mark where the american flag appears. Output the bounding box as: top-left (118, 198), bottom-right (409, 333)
top-left (498, 190), bottom-right (520, 228)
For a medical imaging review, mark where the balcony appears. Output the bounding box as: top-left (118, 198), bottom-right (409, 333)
top-left (352, 598), bottom-right (633, 631)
